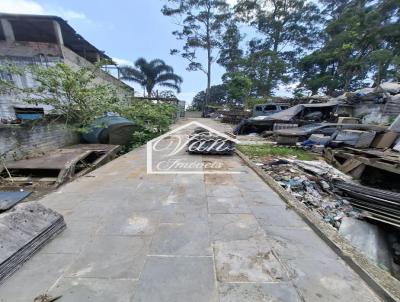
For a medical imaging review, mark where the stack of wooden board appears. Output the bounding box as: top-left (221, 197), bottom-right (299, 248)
top-left (0, 202), bottom-right (66, 283)
top-left (334, 181), bottom-right (400, 228)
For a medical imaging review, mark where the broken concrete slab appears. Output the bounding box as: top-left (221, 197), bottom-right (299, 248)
top-left (2, 144), bottom-right (120, 187)
top-left (132, 256), bottom-right (218, 302)
top-left (213, 237), bottom-right (288, 282)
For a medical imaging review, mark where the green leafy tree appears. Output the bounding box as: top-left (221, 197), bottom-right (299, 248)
top-left (242, 40), bottom-right (288, 96)
top-left (235, 0), bottom-right (321, 96)
top-left (217, 21), bottom-right (244, 80)
top-left (192, 84), bottom-right (228, 110)
top-left (115, 101), bottom-right (176, 148)
top-left (226, 73), bottom-right (252, 104)
top-left (0, 62), bottom-right (24, 94)
top-left (119, 58), bottom-right (182, 97)
top-left (162, 0), bottom-right (230, 115)
top-left (24, 62), bottom-right (119, 129)
top-left (244, 96), bottom-right (270, 110)
top-left (299, 0), bottom-right (399, 94)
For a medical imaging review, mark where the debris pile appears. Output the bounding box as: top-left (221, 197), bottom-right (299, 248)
top-left (0, 144), bottom-right (121, 187)
top-left (261, 158), bottom-right (359, 229)
top-left (0, 202), bottom-right (66, 283)
top-left (187, 127), bottom-right (235, 155)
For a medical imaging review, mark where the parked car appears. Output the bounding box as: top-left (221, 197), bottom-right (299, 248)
top-left (252, 103), bottom-right (289, 117)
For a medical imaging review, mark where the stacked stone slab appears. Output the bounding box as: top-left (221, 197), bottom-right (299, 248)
top-left (0, 202), bottom-right (66, 283)
top-left (187, 127), bottom-right (235, 155)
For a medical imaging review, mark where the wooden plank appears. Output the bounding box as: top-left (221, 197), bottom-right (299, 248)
top-left (341, 158), bottom-right (363, 174)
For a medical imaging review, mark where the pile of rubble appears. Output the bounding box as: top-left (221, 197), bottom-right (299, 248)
top-left (260, 158), bottom-right (359, 229)
top-left (258, 155), bottom-right (400, 278)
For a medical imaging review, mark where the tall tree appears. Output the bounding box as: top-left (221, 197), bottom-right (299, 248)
top-left (162, 0), bottom-right (230, 115)
top-left (298, 0), bottom-right (400, 94)
top-left (217, 21), bottom-right (244, 80)
top-left (225, 73), bottom-right (252, 104)
top-left (235, 0), bottom-right (321, 96)
top-left (192, 84), bottom-right (228, 110)
top-left (119, 58), bottom-right (182, 97)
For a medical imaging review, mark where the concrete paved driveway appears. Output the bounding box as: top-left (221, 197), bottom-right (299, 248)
top-left (0, 119), bottom-right (381, 301)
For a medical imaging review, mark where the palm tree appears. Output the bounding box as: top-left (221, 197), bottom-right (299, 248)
top-left (119, 58), bottom-right (183, 97)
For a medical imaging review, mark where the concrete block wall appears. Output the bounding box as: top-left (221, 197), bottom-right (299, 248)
top-left (0, 122), bottom-right (79, 162)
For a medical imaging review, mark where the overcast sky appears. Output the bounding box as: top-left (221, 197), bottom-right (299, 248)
top-left (1, 0), bottom-right (293, 103)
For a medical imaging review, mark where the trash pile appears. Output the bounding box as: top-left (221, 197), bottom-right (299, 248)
top-left (261, 158), bottom-right (359, 229)
top-left (258, 156), bottom-right (400, 279)
top-left (187, 127), bottom-right (236, 155)
top-left (0, 202), bottom-right (66, 283)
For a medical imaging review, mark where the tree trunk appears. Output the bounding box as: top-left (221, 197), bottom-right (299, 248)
top-left (265, 36), bottom-right (280, 96)
top-left (203, 5), bottom-right (212, 118)
top-left (204, 48), bottom-right (211, 117)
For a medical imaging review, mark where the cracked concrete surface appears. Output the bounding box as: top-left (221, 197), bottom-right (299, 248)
top-left (0, 118), bottom-right (382, 302)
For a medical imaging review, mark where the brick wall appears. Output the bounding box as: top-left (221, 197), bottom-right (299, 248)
top-left (0, 122), bottom-right (79, 162)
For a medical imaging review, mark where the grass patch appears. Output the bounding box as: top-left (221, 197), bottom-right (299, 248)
top-left (237, 144), bottom-right (315, 161)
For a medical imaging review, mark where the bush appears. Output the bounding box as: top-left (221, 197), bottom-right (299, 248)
top-left (115, 101), bottom-right (176, 148)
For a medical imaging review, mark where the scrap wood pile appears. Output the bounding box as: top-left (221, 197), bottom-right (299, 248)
top-left (260, 158), bottom-right (358, 229)
top-left (187, 127), bottom-right (236, 155)
top-left (334, 181), bottom-right (400, 228)
top-left (219, 108), bottom-right (251, 124)
top-left (0, 202), bottom-right (66, 283)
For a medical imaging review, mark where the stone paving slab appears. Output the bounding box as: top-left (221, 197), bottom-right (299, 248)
top-left (218, 282), bottom-right (302, 302)
top-left (50, 278), bottom-right (136, 302)
top-left (207, 196), bottom-right (251, 214)
top-left (65, 235), bottom-right (150, 279)
top-left (286, 258), bottom-right (380, 302)
top-left (0, 118), bottom-right (382, 302)
top-left (149, 222), bottom-right (212, 256)
top-left (209, 213), bottom-right (265, 242)
top-left (132, 256), bottom-right (218, 302)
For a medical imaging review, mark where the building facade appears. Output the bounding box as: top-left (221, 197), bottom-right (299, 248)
top-left (0, 13), bottom-right (133, 121)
